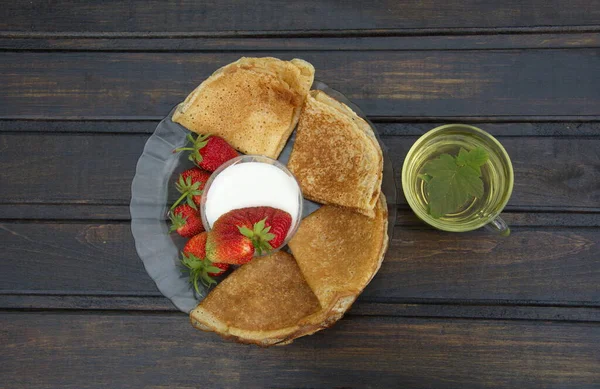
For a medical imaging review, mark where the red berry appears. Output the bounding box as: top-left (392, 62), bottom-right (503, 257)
top-left (208, 262), bottom-right (229, 277)
top-left (181, 232), bottom-right (230, 294)
top-left (206, 207), bottom-right (292, 263)
top-left (169, 204), bottom-right (204, 238)
top-left (172, 167), bottom-right (211, 209)
top-left (183, 233), bottom-right (230, 276)
top-left (183, 232), bottom-right (208, 259)
top-left (241, 206), bottom-right (292, 250)
top-left (206, 230), bottom-right (255, 265)
top-left (197, 136), bottom-right (239, 172)
top-left (175, 134), bottom-right (238, 172)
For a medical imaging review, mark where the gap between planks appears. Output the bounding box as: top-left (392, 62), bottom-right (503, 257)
top-left (0, 205), bottom-right (599, 225)
top-left (1, 295), bottom-right (598, 323)
top-left (1, 32), bottom-right (600, 52)
top-left (2, 26), bottom-right (600, 38)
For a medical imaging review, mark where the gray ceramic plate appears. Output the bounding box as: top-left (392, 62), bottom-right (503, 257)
top-left (130, 81), bottom-right (397, 313)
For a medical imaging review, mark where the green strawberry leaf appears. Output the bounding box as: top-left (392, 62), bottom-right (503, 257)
top-left (421, 148), bottom-right (488, 218)
top-left (253, 218), bottom-right (266, 234)
top-left (180, 253), bottom-right (220, 294)
top-left (206, 266), bottom-right (223, 274)
top-left (238, 226), bottom-right (254, 238)
top-left (172, 175), bottom-right (203, 210)
top-left (173, 133), bottom-right (210, 166)
top-left (186, 195), bottom-right (196, 210)
top-left (169, 212), bottom-right (187, 231)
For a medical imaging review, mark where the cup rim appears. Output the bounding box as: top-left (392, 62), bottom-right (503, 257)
top-left (200, 154), bottom-right (304, 253)
top-left (401, 124), bottom-right (514, 232)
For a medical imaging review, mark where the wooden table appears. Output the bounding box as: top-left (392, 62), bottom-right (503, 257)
top-left (1, 2), bottom-right (599, 388)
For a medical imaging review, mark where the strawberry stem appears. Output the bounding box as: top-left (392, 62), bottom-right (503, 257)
top-left (170, 192), bottom-right (191, 211)
top-left (174, 147), bottom-right (195, 152)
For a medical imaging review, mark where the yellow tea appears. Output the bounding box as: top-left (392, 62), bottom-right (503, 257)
top-left (402, 125), bottom-right (513, 233)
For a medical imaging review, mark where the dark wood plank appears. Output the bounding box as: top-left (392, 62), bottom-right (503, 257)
top-left (0, 222), bottom-right (157, 295)
top-left (0, 204), bottom-right (132, 220)
top-left (1, 312), bottom-right (598, 388)
top-left (2, 134), bottom-right (598, 211)
top-left (371, 228), bottom-right (600, 304)
top-left (2, 1), bottom-right (600, 33)
top-left (0, 119), bottom-right (157, 134)
top-left (2, 50), bottom-right (600, 118)
top-left (3, 33), bottom-right (600, 51)
top-left (0, 134), bottom-right (148, 204)
top-left (0, 294), bottom-right (175, 311)
top-left (1, 222), bottom-right (598, 305)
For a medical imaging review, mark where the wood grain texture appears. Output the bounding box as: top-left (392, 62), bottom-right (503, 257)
top-left (1, 222), bottom-right (598, 305)
top-left (3, 33), bottom-right (600, 51)
top-left (4, 120), bottom-right (600, 136)
top-left (1, 312), bottom-right (598, 388)
top-left (0, 222), bottom-right (155, 294)
top-left (1, 50), bottom-right (600, 118)
top-left (1, 134), bottom-right (598, 211)
top-left (374, 228), bottom-right (600, 303)
top-left (2, 0), bottom-right (600, 33)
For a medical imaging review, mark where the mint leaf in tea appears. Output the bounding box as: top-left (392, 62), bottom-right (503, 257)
top-left (420, 147), bottom-right (489, 218)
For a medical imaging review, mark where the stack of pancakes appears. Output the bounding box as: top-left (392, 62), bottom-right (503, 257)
top-left (173, 57), bottom-right (388, 346)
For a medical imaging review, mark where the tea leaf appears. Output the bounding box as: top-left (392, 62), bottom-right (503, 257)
top-left (418, 173), bottom-right (433, 183)
top-left (456, 147), bottom-right (489, 175)
top-left (421, 148), bottom-right (488, 218)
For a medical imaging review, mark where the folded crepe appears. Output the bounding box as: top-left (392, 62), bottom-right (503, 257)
top-left (189, 251), bottom-right (321, 346)
top-left (288, 195), bottom-right (389, 336)
top-left (287, 90), bottom-right (383, 217)
top-left (173, 57), bottom-right (315, 159)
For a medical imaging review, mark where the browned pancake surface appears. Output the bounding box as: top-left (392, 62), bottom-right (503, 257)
top-left (288, 91), bottom-right (382, 216)
top-left (173, 57), bottom-right (314, 158)
top-left (288, 196), bottom-right (388, 310)
top-left (197, 251), bottom-right (321, 332)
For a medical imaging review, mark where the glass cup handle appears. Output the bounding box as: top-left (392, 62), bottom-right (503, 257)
top-left (484, 215), bottom-right (510, 237)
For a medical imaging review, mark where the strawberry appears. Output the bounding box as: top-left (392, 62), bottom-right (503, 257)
top-left (206, 230), bottom-right (255, 265)
top-left (181, 232), bottom-right (230, 295)
top-left (245, 207), bottom-right (292, 249)
top-left (207, 262), bottom-right (230, 277)
top-left (181, 253), bottom-right (229, 294)
top-left (183, 232), bottom-right (230, 276)
top-left (238, 218), bottom-right (277, 255)
top-left (169, 204), bottom-right (204, 238)
top-left (171, 167), bottom-right (211, 210)
top-left (174, 133), bottom-right (238, 172)
top-left (183, 231), bottom-right (209, 258)
top-left (206, 207), bottom-right (292, 263)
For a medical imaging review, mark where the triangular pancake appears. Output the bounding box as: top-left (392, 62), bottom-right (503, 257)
top-left (173, 57), bottom-right (314, 159)
top-left (287, 90), bottom-right (383, 217)
top-left (288, 195), bottom-right (388, 319)
top-left (189, 251), bottom-right (321, 346)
